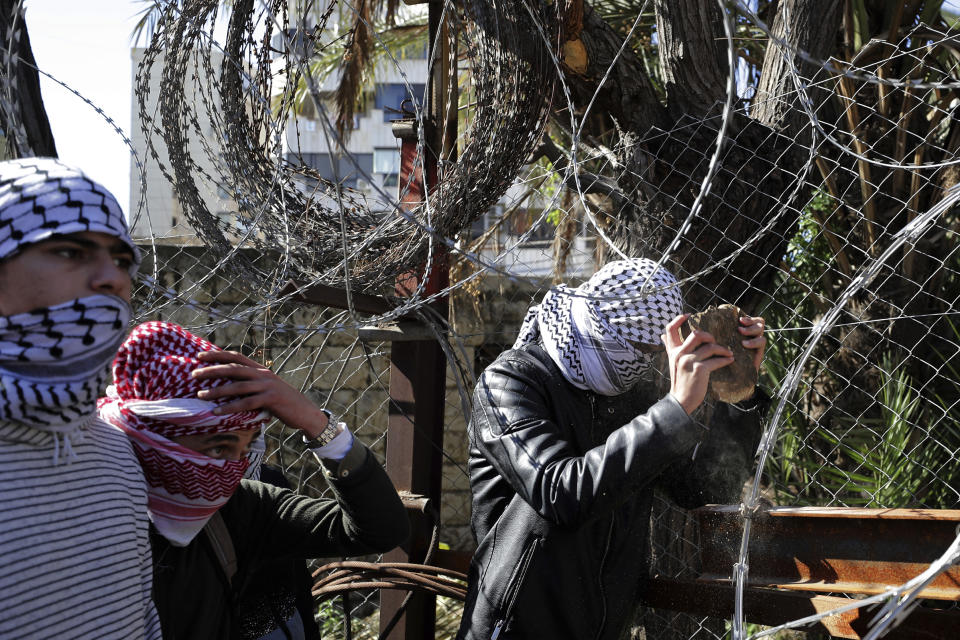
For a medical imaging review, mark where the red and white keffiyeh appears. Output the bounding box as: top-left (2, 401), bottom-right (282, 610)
top-left (98, 321), bottom-right (270, 546)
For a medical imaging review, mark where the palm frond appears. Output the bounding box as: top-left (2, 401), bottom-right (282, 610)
top-left (130, 0), bottom-right (234, 46)
top-left (278, 20), bottom-right (427, 125)
top-left (131, 0), bottom-right (169, 47)
top-left (335, 0), bottom-right (373, 138)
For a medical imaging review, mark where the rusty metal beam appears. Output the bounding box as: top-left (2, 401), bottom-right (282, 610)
top-left (416, 505), bottom-right (960, 638)
top-left (641, 577), bottom-right (960, 639)
top-left (278, 280), bottom-right (394, 315)
top-left (380, 336), bottom-right (447, 639)
top-left (358, 321), bottom-right (439, 343)
top-left (431, 548), bottom-right (473, 575)
top-left (695, 506), bottom-right (960, 600)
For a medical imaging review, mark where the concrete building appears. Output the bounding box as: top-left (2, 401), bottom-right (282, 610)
top-left (128, 47), bottom-right (235, 240)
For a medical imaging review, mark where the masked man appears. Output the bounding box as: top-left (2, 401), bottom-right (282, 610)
top-left (0, 158), bottom-right (161, 639)
top-left (457, 259), bottom-right (768, 640)
top-left (98, 321), bottom-right (409, 640)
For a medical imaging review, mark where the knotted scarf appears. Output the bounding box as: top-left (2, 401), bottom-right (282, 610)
top-left (98, 321), bottom-right (270, 546)
top-left (515, 259), bottom-right (683, 396)
top-left (0, 294), bottom-right (132, 457)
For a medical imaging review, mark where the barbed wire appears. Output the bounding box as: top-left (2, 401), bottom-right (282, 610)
top-left (7, 0), bottom-right (960, 638)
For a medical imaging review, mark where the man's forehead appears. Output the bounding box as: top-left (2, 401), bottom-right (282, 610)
top-left (39, 231), bottom-right (133, 252)
top-left (199, 429), bottom-right (261, 443)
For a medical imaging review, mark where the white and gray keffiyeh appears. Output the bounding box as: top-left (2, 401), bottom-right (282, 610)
top-left (0, 157), bottom-right (140, 268)
top-left (515, 259), bottom-right (683, 396)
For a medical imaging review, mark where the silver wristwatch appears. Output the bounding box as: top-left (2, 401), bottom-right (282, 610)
top-left (302, 409), bottom-right (340, 449)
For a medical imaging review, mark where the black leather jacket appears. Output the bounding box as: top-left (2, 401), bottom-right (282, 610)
top-left (456, 343), bottom-right (766, 640)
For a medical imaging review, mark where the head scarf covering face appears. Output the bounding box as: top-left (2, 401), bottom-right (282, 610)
top-left (514, 259), bottom-right (683, 396)
top-left (0, 157), bottom-right (140, 270)
top-left (0, 159), bottom-right (138, 456)
top-left (0, 295), bottom-right (131, 448)
top-left (98, 321), bottom-right (271, 546)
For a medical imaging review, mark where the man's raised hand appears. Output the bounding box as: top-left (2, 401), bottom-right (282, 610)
top-left (192, 350), bottom-right (332, 439)
top-left (661, 314), bottom-right (734, 415)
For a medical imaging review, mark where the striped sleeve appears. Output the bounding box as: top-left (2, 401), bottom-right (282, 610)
top-left (0, 418), bottom-right (161, 639)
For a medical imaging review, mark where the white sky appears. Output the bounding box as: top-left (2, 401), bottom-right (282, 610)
top-left (27, 1), bottom-right (141, 217)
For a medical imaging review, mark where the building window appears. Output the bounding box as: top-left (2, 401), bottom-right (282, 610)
top-left (373, 147), bottom-right (401, 187)
top-left (291, 152), bottom-right (373, 189)
top-left (470, 208), bottom-right (495, 239)
top-left (508, 207), bottom-right (554, 244)
top-left (374, 83), bottom-right (425, 122)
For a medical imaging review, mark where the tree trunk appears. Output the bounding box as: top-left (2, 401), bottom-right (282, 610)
top-left (752, 0), bottom-right (845, 138)
top-left (655, 0), bottom-right (729, 116)
top-left (560, 2), bottom-right (666, 133)
top-left (563, 0), bottom-right (842, 310)
top-left (0, 0), bottom-right (57, 159)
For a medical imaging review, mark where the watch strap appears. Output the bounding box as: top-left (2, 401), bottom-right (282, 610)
top-left (302, 409), bottom-right (340, 449)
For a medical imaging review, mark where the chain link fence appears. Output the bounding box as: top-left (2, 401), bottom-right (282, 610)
top-left (8, 0), bottom-right (959, 637)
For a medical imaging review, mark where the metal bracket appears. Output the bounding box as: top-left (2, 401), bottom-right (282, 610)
top-left (358, 321), bottom-right (438, 343)
top-left (398, 491), bottom-right (431, 513)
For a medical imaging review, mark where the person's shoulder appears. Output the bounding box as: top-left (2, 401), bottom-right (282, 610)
top-left (483, 342), bottom-right (557, 381)
top-left (85, 417), bottom-right (139, 459)
top-left (231, 478), bottom-right (295, 510)
top-left (491, 341), bottom-right (553, 367)
top-left (473, 344), bottom-right (568, 409)
top-left (220, 479), bottom-right (290, 530)
top-left (88, 416), bottom-right (131, 440)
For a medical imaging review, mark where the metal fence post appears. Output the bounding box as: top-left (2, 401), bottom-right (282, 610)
top-left (379, 3), bottom-right (453, 637)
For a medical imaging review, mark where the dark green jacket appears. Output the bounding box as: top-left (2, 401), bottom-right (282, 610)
top-left (152, 441), bottom-right (409, 640)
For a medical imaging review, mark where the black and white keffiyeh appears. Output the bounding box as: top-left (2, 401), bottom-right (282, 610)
top-left (0, 295), bottom-right (132, 446)
top-left (0, 158), bottom-right (139, 458)
top-left (515, 259), bottom-right (683, 396)
top-left (0, 157), bottom-right (140, 269)
top-left (0, 161), bottom-right (161, 638)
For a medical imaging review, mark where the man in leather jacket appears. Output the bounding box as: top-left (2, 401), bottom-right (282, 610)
top-left (456, 259), bottom-right (767, 640)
